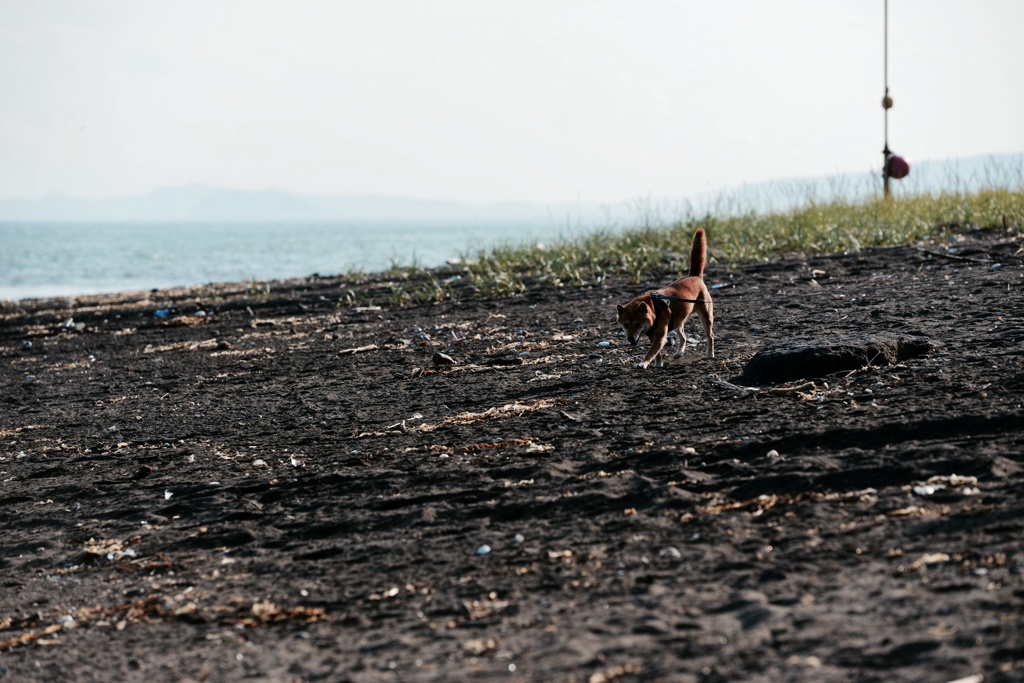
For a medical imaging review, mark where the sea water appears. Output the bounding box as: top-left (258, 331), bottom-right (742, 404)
top-left (0, 220), bottom-right (596, 301)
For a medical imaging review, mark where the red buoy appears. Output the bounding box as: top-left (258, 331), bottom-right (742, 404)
top-left (887, 155), bottom-right (910, 179)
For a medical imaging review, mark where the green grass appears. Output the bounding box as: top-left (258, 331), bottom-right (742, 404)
top-left (339, 186), bottom-right (1023, 306)
top-left (460, 187), bottom-right (1024, 296)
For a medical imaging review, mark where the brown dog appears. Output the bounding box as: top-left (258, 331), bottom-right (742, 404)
top-left (615, 228), bottom-right (714, 369)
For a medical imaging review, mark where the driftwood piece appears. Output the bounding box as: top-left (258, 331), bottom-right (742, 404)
top-left (337, 344), bottom-right (378, 356)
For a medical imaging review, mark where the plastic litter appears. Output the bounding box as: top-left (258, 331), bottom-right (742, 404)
top-left (913, 484), bottom-right (943, 496)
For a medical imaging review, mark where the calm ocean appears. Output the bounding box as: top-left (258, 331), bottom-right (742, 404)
top-left (0, 220), bottom-right (597, 301)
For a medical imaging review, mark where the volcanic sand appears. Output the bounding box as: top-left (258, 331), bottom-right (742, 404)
top-left (1, 228), bottom-right (1022, 682)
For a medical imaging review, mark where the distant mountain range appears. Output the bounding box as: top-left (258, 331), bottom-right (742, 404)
top-left (1, 153), bottom-right (1020, 223)
top-left (0, 184), bottom-right (600, 223)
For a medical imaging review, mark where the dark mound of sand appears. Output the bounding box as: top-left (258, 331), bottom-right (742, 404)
top-left (740, 334), bottom-right (933, 385)
top-left (1, 228), bottom-right (1022, 682)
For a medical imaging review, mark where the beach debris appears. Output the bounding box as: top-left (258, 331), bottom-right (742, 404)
top-left (83, 538), bottom-right (136, 562)
top-left (711, 375), bottom-right (817, 397)
top-left (513, 533), bottom-right (525, 544)
top-left (909, 552), bottom-right (951, 570)
top-left (338, 343), bottom-right (378, 356)
top-left (351, 400), bottom-right (568, 437)
top-left (164, 490), bottom-right (173, 500)
top-left (428, 438), bottom-right (540, 456)
top-left (658, 547), bottom-right (682, 559)
top-left (21, 340), bottom-right (31, 349)
top-left (369, 586), bottom-right (401, 600)
top-left (766, 449), bottom-right (781, 459)
top-left (589, 664), bottom-right (643, 683)
top-left (463, 596), bottom-right (510, 620)
top-left (0, 597), bottom-right (327, 650)
top-left (447, 399), bottom-right (560, 425)
top-left (154, 309), bottom-right (170, 318)
top-left (911, 474), bottom-right (979, 497)
top-left (475, 544), bottom-right (491, 556)
top-left (463, 638), bottom-right (498, 655)
top-left (913, 484), bottom-right (943, 497)
top-left (252, 458), bottom-right (267, 467)
top-left (785, 655), bottom-right (822, 669)
top-left (943, 676), bottom-right (983, 683)
top-left (0, 623), bottom-right (63, 649)
top-left (596, 341), bottom-right (612, 348)
top-left (144, 338), bottom-right (222, 354)
top-left (244, 601), bottom-right (328, 626)
top-left (433, 352), bottom-right (456, 366)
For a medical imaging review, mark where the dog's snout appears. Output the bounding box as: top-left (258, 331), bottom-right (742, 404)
top-left (629, 336), bottom-right (639, 347)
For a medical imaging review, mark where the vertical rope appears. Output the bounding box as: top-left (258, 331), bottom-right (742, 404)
top-left (883, 0), bottom-right (891, 197)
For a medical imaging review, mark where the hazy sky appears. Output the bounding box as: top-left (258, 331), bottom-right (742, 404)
top-left (2, 0), bottom-right (1022, 204)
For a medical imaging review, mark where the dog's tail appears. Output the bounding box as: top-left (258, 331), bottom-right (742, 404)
top-left (688, 228), bottom-right (707, 278)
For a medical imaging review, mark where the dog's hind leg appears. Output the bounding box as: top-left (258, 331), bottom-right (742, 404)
top-left (696, 299), bottom-right (714, 359)
top-left (672, 321), bottom-right (688, 358)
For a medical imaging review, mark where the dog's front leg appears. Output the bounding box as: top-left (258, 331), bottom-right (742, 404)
top-left (639, 325), bottom-right (669, 369)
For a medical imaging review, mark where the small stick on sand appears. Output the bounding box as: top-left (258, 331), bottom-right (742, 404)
top-left (338, 344), bottom-right (378, 356)
top-left (712, 375), bottom-right (817, 396)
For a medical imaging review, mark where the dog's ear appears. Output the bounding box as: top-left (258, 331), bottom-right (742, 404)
top-left (652, 296), bottom-right (669, 313)
top-left (638, 301), bottom-right (648, 313)
top-left (616, 304), bottom-right (625, 314)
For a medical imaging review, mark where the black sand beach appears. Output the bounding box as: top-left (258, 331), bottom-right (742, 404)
top-left (1, 227), bottom-right (1022, 682)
